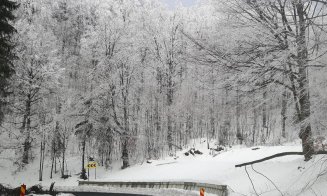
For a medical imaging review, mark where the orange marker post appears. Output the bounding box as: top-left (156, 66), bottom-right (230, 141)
top-left (200, 187), bottom-right (205, 196)
top-left (20, 184), bottom-right (26, 196)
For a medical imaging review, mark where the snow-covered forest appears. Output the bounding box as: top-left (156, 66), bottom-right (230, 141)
top-left (1, 0), bottom-right (327, 193)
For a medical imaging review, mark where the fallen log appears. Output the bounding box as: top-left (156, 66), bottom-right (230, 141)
top-left (235, 151), bottom-right (327, 168)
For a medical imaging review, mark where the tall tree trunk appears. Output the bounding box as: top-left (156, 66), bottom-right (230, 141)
top-left (54, 100), bottom-right (61, 173)
top-left (296, 1), bottom-right (314, 161)
top-left (121, 133), bottom-right (129, 169)
top-left (39, 140), bottom-right (44, 181)
top-left (61, 133), bottom-right (66, 178)
top-left (154, 96), bottom-right (161, 159)
top-left (167, 78), bottom-right (173, 153)
top-left (22, 95), bottom-right (32, 165)
top-left (41, 140), bottom-right (45, 179)
top-left (145, 109), bottom-right (152, 159)
top-left (54, 122), bottom-right (59, 174)
top-left (50, 155), bottom-right (54, 179)
top-left (236, 86), bottom-right (242, 143)
top-left (185, 114), bottom-right (192, 147)
top-left (167, 113), bottom-right (173, 152)
top-left (210, 107), bottom-right (215, 139)
top-left (122, 95), bottom-right (130, 169)
top-left (252, 100), bottom-right (257, 145)
top-left (80, 139), bottom-right (87, 179)
top-left (166, 59), bottom-right (175, 154)
top-left (281, 88), bottom-right (287, 138)
top-left (221, 87), bottom-right (230, 146)
top-left (50, 134), bottom-right (56, 179)
top-left (210, 66), bottom-right (216, 140)
top-left (262, 91), bottom-right (268, 143)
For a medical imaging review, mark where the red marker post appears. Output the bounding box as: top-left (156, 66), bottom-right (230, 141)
top-left (200, 188), bottom-right (205, 196)
top-left (20, 184), bottom-right (26, 196)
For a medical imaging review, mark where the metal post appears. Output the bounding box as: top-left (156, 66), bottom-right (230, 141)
top-left (88, 167), bottom-right (89, 181)
top-left (95, 167), bottom-right (96, 179)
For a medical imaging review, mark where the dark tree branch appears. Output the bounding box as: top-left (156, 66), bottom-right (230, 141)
top-left (235, 151), bottom-right (327, 168)
top-left (251, 165), bottom-right (284, 196)
top-left (311, 0), bottom-right (327, 5)
top-left (245, 166), bottom-right (259, 196)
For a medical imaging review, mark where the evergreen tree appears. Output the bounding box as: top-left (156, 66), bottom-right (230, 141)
top-left (0, 0), bottom-right (18, 124)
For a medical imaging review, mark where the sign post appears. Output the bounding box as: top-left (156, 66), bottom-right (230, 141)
top-left (20, 184), bottom-right (26, 196)
top-left (86, 161), bottom-right (97, 180)
top-left (200, 188), bottom-right (205, 196)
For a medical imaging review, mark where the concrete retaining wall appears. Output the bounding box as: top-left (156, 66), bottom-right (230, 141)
top-left (78, 181), bottom-right (228, 196)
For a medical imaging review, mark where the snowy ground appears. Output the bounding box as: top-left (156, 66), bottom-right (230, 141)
top-left (1, 139), bottom-right (327, 196)
top-left (100, 140), bottom-right (327, 196)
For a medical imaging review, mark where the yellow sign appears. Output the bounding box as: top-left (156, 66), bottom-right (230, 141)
top-left (87, 161), bottom-right (97, 168)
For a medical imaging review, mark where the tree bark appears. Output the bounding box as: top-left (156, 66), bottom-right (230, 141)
top-left (50, 155), bottom-right (54, 179)
top-left (121, 89), bottom-right (130, 169)
top-left (61, 133), bottom-right (66, 178)
top-left (252, 100), bottom-right (257, 145)
top-left (80, 139), bottom-right (87, 179)
top-left (236, 86), bottom-right (242, 143)
top-left (295, 1), bottom-right (314, 161)
top-left (281, 88), bottom-right (287, 138)
top-left (39, 140), bottom-right (43, 181)
top-left (167, 71), bottom-right (174, 153)
top-left (121, 133), bottom-right (129, 169)
top-left (165, 24), bottom-right (180, 154)
top-left (154, 97), bottom-right (161, 159)
top-left (22, 94), bottom-right (32, 165)
top-left (262, 91), bottom-right (268, 143)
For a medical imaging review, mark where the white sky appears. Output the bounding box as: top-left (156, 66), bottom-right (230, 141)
top-left (160, 0), bottom-right (197, 9)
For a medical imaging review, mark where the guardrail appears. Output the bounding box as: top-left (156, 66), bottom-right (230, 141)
top-left (79, 181), bottom-right (228, 196)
